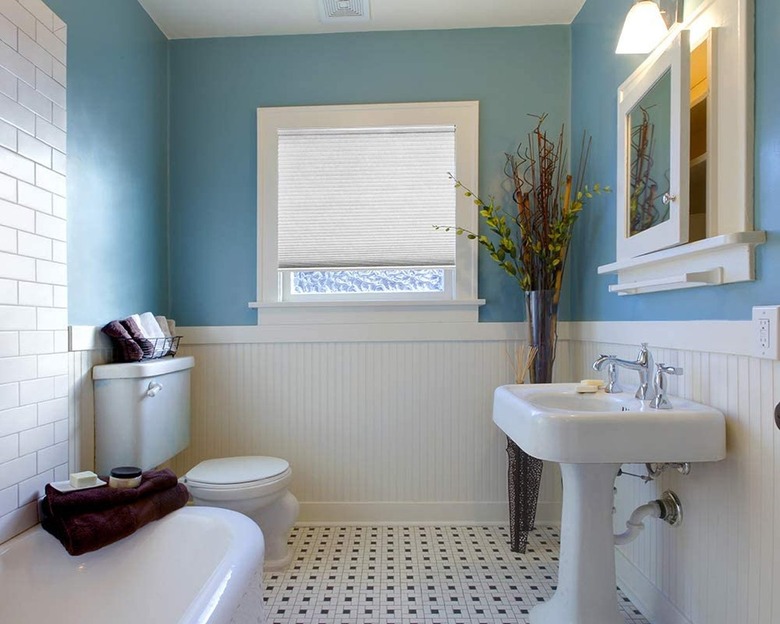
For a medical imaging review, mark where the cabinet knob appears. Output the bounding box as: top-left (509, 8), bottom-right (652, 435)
top-left (662, 192), bottom-right (677, 205)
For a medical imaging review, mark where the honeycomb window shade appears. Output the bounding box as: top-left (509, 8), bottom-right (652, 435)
top-left (277, 126), bottom-right (457, 270)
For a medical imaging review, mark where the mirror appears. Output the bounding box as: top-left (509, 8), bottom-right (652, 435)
top-left (628, 69), bottom-right (672, 237)
top-left (615, 30), bottom-right (689, 261)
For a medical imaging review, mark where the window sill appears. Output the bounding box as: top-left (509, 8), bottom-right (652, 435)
top-left (248, 299), bottom-right (485, 325)
top-left (597, 231), bottom-right (767, 295)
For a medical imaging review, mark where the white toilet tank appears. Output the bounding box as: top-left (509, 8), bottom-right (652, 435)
top-left (92, 356), bottom-right (194, 474)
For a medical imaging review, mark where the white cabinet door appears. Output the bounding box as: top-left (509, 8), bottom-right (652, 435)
top-left (616, 31), bottom-right (690, 260)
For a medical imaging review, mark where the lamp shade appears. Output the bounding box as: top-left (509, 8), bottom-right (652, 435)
top-left (616, 1), bottom-right (669, 54)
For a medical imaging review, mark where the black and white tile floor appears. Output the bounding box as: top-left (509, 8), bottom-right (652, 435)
top-left (263, 525), bottom-right (649, 624)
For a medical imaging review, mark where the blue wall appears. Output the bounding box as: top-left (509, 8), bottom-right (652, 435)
top-left (168, 27), bottom-right (571, 326)
top-left (568, 0), bottom-right (779, 320)
top-left (44, 0), bottom-right (169, 325)
top-left (52, 0), bottom-right (775, 325)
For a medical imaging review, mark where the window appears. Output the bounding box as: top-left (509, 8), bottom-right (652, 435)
top-left (254, 102), bottom-right (482, 323)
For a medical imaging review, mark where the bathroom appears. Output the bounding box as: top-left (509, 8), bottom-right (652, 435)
top-left (0, 0), bottom-right (778, 622)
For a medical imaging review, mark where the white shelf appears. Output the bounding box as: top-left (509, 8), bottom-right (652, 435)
top-left (599, 231), bottom-right (766, 295)
top-left (608, 269), bottom-right (722, 296)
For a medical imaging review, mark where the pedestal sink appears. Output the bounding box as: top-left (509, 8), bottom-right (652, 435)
top-left (493, 383), bottom-right (726, 624)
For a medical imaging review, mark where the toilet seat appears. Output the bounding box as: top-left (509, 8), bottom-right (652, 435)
top-left (184, 456), bottom-right (292, 501)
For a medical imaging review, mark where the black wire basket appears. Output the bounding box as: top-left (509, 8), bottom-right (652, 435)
top-left (112, 336), bottom-right (181, 363)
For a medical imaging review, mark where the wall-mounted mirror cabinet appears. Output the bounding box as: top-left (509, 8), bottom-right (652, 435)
top-left (616, 31), bottom-right (689, 261)
top-left (599, 0), bottom-right (765, 296)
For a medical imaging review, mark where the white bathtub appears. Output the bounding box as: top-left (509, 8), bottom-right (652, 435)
top-left (0, 506), bottom-right (265, 624)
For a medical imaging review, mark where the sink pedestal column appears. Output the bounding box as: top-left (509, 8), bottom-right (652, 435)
top-left (530, 462), bottom-right (624, 624)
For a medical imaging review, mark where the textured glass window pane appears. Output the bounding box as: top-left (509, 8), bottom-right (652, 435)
top-left (291, 269), bottom-right (445, 294)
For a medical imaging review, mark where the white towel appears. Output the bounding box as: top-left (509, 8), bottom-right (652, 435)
top-left (166, 319), bottom-right (178, 355)
top-left (155, 316), bottom-right (172, 337)
top-left (129, 314), bottom-right (148, 336)
top-left (139, 312), bottom-right (166, 357)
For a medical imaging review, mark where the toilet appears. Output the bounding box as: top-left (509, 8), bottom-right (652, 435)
top-left (92, 355), bottom-right (299, 570)
top-left (183, 456), bottom-right (299, 568)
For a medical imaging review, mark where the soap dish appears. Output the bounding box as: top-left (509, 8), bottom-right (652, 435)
top-left (49, 479), bottom-right (108, 493)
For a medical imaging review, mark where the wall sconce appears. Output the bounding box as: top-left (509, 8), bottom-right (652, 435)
top-left (616, 1), bottom-right (670, 54)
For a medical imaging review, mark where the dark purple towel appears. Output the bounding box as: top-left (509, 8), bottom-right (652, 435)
top-left (101, 320), bottom-right (144, 361)
top-left (120, 317), bottom-right (155, 358)
top-left (44, 468), bottom-right (180, 516)
top-left (41, 483), bottom-right (190, 556)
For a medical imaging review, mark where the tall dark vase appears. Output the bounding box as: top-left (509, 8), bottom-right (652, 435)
top-left (507, 289), bottom-right (559, 552)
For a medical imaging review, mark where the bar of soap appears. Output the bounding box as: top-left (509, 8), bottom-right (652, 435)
top-left (69, 471), bottom-right (98, 488)
top-left (575, 384), bottom-right (598, 394)
top-left (580, 379), bottom-right (605, 388)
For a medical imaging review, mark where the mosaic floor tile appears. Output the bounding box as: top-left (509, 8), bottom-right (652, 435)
top-left (263, 525), bottom-right (649, 624)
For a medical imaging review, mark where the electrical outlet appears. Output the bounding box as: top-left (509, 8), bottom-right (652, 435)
top-left (753, 306), bottom-right (780, 359)
top-left (759, 319), bottom-right (770, 349)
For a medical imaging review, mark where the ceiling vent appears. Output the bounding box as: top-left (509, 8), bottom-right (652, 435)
top-left (319, 0), bottom-right (370, 24)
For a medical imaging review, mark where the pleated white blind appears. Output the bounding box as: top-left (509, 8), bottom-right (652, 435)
top-left (277, 126), bottom-right (456, 270)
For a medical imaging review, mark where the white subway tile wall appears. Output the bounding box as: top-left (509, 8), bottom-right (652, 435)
top-left (0, 0), bottom-right (65, 544)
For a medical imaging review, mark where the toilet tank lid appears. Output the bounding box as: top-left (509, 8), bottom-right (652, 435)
top-left (186, 456), bottom-right (290, 485)
top-left (93, 356), bottom-right (195, 379)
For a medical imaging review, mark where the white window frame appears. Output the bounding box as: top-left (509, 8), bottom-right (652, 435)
top-left (252, 101), bottom-right (483, 325)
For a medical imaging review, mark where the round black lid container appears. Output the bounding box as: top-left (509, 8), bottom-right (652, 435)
top-left (110, 466), bottom-right (142, 479)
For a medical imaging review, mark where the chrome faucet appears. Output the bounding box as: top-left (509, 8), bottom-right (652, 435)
top-left (593, 342), bottom-right (655, 401)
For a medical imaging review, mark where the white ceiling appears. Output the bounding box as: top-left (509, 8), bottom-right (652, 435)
top-left (137, 0), bottom-right (587, 40)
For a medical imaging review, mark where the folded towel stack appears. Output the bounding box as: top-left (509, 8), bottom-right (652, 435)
top-left (101, 312), bottom-right (180, 362)
top-left (41, 468), bottom-right (189, 556)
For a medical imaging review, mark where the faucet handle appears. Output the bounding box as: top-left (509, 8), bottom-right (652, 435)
top-left (604, 362), bottom-right (623, 393)
top-left (650, 363), bottom-right (683, 409)
top-left (657, 363), bottom-right (683, 376)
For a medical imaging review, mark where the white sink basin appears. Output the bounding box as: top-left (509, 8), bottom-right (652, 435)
top-left (493, 382), bottom-right (727, 624)
top-left (493, 383), bottom-right (726, 464)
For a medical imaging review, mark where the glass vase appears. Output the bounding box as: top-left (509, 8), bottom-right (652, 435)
top-left (525, 289), bottom-right (560, 384)
top-left (506, 289), bottom-right (560, 552)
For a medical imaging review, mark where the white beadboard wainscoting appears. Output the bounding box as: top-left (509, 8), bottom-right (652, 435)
top-left (67, 323), bottom-right (565, 524)
top-left (67, 348), bottom-right (111, 474)
top-left (170, 338), bottom-right (564, 524)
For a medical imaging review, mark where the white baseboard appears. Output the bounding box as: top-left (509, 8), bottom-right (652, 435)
top-left (616, 548), bottom-right (692, 624)
top-left (298, 501), bottom-right (562, 525)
